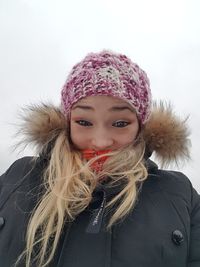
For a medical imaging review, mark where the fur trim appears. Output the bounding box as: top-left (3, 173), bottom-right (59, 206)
top-left (17, 102), bottom-right (191, 165)
top-left (17, 103), bottom-right (68, 154)
top-left (143, 101), bottom-right (190, 166)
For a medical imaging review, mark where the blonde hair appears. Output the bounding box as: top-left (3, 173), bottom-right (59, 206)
top-left (15, 130), bottom-right (148, 267)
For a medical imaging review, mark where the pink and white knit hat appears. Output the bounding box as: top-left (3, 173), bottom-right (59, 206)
top-left (61, 50), bottom-right (152, 124)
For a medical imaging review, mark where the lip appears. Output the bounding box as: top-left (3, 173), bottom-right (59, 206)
top-left (82, 149), bottom-right (112, 160)
top-left (81, 149), bottom-right (112, 173)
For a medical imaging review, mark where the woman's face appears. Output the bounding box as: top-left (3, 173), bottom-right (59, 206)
top-left (70, 95), bottom-right (139, 151)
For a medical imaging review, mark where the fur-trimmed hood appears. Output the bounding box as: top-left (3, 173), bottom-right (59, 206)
top-left (18, 102), bottom-right (190, 167)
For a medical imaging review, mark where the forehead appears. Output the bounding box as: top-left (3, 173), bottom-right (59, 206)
top-left (73, 95), bottom-right (132, 107)
top-left (70, 95), bottom-right (138, 122)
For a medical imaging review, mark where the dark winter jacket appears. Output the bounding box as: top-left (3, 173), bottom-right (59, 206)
top-left (0, 103), bottom-right (200, 267)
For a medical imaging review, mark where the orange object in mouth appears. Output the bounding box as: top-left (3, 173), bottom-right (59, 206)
top-left (82, 149), bottom-right (112, 173)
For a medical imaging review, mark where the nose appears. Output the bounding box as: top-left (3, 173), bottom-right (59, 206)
top-left (91, 130), bottom-right (114, 150)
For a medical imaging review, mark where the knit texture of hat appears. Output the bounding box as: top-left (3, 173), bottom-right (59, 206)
top-left (61, 50), bottom-right (152, 124)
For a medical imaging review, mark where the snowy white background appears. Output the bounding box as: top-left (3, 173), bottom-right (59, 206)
top-left (0, 0), bottom-right (199, 192)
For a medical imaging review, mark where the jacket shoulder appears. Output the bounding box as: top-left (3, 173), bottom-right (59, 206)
top-left (158, 169), bottom-right (193, 196)
top-left (157, 170), bottom-right (200, 264)
top-left (146, 160), bottom-right (192, 195)
top-left (0, 156), bottom-right (37, 186)
top-left (0, 156), bottom-right (44, 211)
top-left (146, 163), bottom-right (196, 210)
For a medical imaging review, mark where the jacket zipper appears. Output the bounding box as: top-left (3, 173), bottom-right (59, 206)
top-left (86, 190), bottom-right (106, 234)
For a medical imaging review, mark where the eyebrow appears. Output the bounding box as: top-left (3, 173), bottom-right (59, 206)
top-left (72, 105), bottom-right (135, 113)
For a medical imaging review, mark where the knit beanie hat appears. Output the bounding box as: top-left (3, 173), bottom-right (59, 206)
top-left (61, 50), bottom-right (152, 124)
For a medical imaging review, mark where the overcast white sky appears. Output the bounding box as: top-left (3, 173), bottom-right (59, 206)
top-left (0, 0), bottom-right (200, 191)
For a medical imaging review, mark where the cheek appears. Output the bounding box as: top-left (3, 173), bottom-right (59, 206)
top-left (70, 124), bottom-right (89, 149)
top-left (121, 124), bottom-right (139, 144)
top-left (119, 133), bottom-right (136, 145)
top-left (132, 124), bottom-right (140, 139)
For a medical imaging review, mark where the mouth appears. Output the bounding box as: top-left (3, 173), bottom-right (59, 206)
top-left (81, 149), bottom-right (112, 173)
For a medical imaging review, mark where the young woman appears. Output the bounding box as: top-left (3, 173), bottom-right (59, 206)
top-left (0, 50), bottom-right (199, 267)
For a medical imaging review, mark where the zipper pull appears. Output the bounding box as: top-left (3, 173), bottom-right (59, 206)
top-left (86, 190), bottom-right (106, 234)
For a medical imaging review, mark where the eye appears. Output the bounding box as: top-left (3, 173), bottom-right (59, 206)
top-left (75, 120), bottom-right (92, 127)
top-left (113, 121), bottom-right (130, 128)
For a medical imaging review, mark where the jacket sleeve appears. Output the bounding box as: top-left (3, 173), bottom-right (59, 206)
top-left (188, 184), bottom-right (200, 266)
